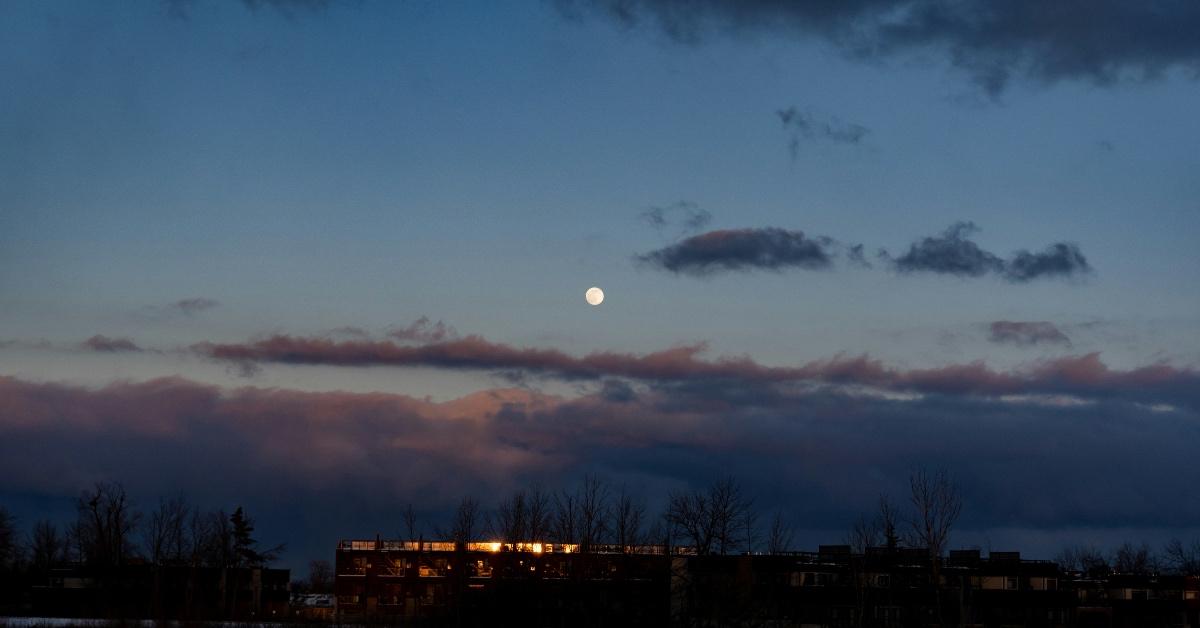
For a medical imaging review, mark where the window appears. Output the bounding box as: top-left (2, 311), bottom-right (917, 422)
top-left (470, 558), bottom-right (493, 578)
top-left (419, 557), bottom-right (449, 578)
top-left (1005, 577), bottom-right (1019, 590)
top-left (875, 574), bottom-right (891, 588)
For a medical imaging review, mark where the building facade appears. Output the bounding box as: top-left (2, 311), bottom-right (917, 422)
top-left (335, 540), bottom-right (1200, 628)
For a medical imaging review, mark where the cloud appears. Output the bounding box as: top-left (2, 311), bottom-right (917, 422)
top-left (192, 332), bottom-right (1199, 413)
top-left (557, 0), bottom-right (1200, 96)
top-left (777, 107), bottom-right (869, 158)
top-left (388, 317), bottom-right (459, 343)
top-left (1005, 243), bottom-right (1092, 282)
top-left (883, 222), bottom-right (1092, 282)
top-left (137, 297), bottom-right (221, 321)
top-left (989, 321), bottom-right (1072, 347)
top-left (82, 335), bottom-right (142, 353)
top-left (636, 228), bottom-right (837, 276)
top-left (1, 365), bottom-right (1197, 566)
top-left (885, 222), bottom-right (1006, 277)
top-left (171, 297), bottom-right (221, 316)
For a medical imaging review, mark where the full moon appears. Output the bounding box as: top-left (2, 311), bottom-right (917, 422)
top-left (585, 286), bottom-right (605, 306)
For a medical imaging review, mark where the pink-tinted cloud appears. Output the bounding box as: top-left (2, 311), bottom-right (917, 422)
top-left (2, 369), bottom-right (1198, 565)
top-left (193, 333), bottom-right (1199, 408)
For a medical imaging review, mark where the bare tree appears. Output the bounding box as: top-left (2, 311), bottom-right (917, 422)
top-left (907, 468), bottom-right (961, 558)
top-left (1163, 538), bottom-right (1200, 575)
top-left (668, 476), bottom-right (754, 556)
top-left (577, 475), bottom-right (610, 552)
top-left (0, 507), bottom-right (16, 569)
top-left (493, 490), bottom-right (529, 544)
top-left (613, 485), bottom-right (646, 550)
top-left (29, 519), bottom-right (64, 575)
top-left (401, 503), bottom-right (421, 543)
top-left (1056, 543), bottom-right (1110, 576)
top-left (308, 559), bottom-right (334, 593)
top-left (75, 482), bottom-right (140, 567)
top-left (448, 497), bottom-right (480, 545)
top-left (907, 468), bottom-right (962, 628)
top-left (1112, 542), bottom-right (1156, 574)
top-left (765, 510), bottom-right (794, 554)
top-left (847, 513), bottom-right (881, 554)
top-left (553, 490), bottom-right (579, 544)
top-left (143, 494), bottom-right (190, 565)
top-left (526, 484), bottom-right (553, 542)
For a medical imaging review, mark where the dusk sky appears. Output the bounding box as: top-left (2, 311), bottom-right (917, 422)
top-left (2, 0), bottom-right (1199, 570)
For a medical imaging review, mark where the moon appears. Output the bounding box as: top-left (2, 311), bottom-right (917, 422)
top-left (585, 286), bottom-right (605, 306)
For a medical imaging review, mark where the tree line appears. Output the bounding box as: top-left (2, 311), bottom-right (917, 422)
top-left (0, 481), bottom-right (283, 580)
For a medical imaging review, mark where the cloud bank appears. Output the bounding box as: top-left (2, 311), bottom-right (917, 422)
top-left (558, 0), bottom-right (1200, 95)
top-left (2, 360), bottom-right (1197, 564)
top-left (192, 332), bottom-right (1198, 413)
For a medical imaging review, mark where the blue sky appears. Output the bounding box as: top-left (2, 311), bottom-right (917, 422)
top-left (2, 0), bottom-right (1199, 569)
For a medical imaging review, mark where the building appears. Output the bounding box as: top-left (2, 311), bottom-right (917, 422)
top-left (335, 539), bottom-right (1200, 628)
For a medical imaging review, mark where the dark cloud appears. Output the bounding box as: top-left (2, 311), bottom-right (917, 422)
top-left (637, 228), bottom-right (836, 276)
top-left (885, 222), bottom-right (1006, 277)
top-left (989, 321), bottom-right (1072, 347)
top-left (883, 222), bottom-right (1092, 282)
top-left (82, 335), bottom-right (142, 353)
top-left (777, 107), bottom-right (869, 158)
top-left (1005, 243), bottom-right (1092, 282)
top-left (557, 0), bottom-right (1200, 96)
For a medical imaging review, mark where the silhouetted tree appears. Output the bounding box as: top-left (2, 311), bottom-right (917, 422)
top-left (553, 489), bottom-right (579, 544)
top-left (0, 507), bottom-right (16, 570)
top-left (29, 519), bottom-right (64, 576)
top-left (143, 494), bottom-right (190, 565)
top-left (74, 482), bottom-right (140, 568)
top-left (493, 490), bottom-right (529, 544)
top-left (1056, 544), bottom-right (1111, 576)
top-left (308, 559), bottom-right (333, 593)
top-left (445, 497), bottom-right (480, 545)
top-left (1164, 538), bottom-right (1200, 575)
top-left (667, 476), bottom-right (754, 556)
top-left (230, 506), bottom-right (282, 567)
top-left (907, 468), bottom-right (962, 628)
top-left (577, 474), bottom-right (610, 552)
top-left (401, 503), bottom-right (421, 543)
top-left (613, 484), bottom-right (645, 550)
top-left (765, 510), bottom-right (794, 554)
top-left (1112, 541), bottom-right (1157, 574)
top-left (526, 484), bottom-right (553, 542)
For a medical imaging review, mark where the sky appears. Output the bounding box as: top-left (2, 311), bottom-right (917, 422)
top-left (2, 0), bottom-right (1199, 571)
